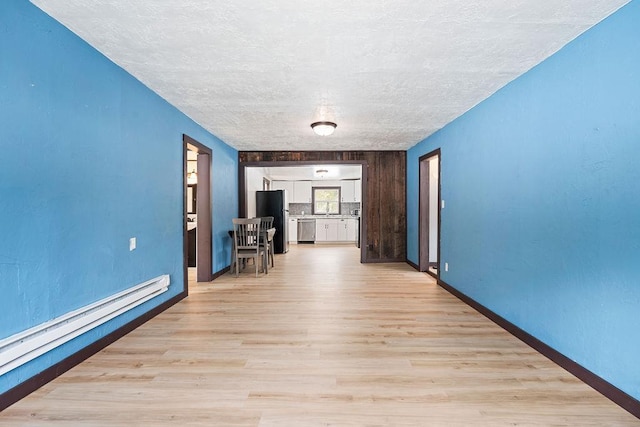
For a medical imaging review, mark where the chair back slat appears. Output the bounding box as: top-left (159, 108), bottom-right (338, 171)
top-left (258, 216), bottom-right (275, 269)
top-left (233, 218), bottom-right (261, 250)
top-left (260, 216), bottom-right (274, 230)
top-left (231, 217), bottom-right (265, 277)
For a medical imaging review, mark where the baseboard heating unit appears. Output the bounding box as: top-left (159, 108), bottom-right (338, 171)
top-left (0, 274), bottom-right (170, 376)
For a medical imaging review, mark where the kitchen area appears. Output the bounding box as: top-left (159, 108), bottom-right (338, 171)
top-left (245, 165), bottom-right (362, 250)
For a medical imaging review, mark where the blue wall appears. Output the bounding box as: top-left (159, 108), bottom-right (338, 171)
top-left (0, 1), bottom-right (237, 393)
top-left (407, 2), bottom-right (640, 400)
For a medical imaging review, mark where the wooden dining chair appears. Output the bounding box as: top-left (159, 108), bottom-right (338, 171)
top-left (232, 218), bottom-right (266, 277)
top-left (259, 216), bottom-right (275, 269)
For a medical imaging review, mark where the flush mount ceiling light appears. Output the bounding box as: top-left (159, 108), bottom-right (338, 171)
top-left (314, 167), bottom-right (335, 179)
top-left (311, 121), bottom-right (337, 136)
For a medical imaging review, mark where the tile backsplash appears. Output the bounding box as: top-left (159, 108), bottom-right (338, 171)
top-left (289, 202), bottom-right (360, 216)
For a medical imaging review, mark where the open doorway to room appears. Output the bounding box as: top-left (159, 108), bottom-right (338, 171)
top-left (419, 149), bottom-right (440, 278)
top-left (239, 161), bottom-right (366, 264)
top-left (186, 149), bottom-right (198, 273)
top-left (183, 135), bottom-right (212, 283)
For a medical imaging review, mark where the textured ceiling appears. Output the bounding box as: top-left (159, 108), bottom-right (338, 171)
top-left (263, 165), bottom-right (363, 181)
top-left (31, 0), bottom-right (628, 151)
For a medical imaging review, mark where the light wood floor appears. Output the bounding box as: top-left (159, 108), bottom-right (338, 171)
top-left (1, 245), bottom-right (637, 426)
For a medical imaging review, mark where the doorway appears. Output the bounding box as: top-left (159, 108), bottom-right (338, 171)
top-left (183, 135), bottom-right (212, 283)
top-left (239, 161), bottom-right (367, 264)
top-left (419, 149), bottom-right (440, 278)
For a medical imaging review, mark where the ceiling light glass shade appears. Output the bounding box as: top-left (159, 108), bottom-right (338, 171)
top-left (311, 121), bottom-right (337, 136)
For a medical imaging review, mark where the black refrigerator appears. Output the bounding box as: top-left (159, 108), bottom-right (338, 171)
top-left (256, 190), bottom-right (289, 254)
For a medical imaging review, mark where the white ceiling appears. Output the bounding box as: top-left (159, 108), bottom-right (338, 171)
top-left (264, 165), bottom-right (362, 181)
top-left (31, 0), bottom-right (628, 151)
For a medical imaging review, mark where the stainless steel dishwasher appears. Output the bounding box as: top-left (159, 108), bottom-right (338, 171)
top-left (297, 218), bottom-right (316, 243)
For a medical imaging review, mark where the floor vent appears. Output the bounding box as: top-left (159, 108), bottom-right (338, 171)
top-left (0, 274), bottom-right (170, 376)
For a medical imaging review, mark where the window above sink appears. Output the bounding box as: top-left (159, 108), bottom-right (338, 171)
top-left (312, 186), bottom-right (341, 215)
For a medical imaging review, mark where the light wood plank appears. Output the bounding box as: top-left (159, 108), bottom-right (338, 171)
top-left (1, 245), bottom-right (637, 426)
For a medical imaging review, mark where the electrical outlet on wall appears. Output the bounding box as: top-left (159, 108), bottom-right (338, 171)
top-left (129, 237), bottom-right (136, 251)
top-left (444, 262), bottom-right (449, 272)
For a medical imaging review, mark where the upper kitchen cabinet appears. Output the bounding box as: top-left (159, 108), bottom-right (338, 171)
top-left (272, 179), bottom-right (360, 203)
top-left (341, 181), bottom-right (354, 202)
top-left (293, 181), bottom-right (312, 203)
top-left (340, 180), bottom-right (361, 202)
top-left (272, 180), bottom-right (294, 196)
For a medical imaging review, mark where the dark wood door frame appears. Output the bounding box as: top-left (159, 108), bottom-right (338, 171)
top-left (418, 148), bottom-right (441, 279)
top-left (183, 134), bottom-right (213, 284)
top-left (419, 158), bottom-right (430, 271)
top-left (239, 160), bottom-right (367, 264)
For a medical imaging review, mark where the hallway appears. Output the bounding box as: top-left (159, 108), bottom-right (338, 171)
top-left (1, 245), bottom-right (636, 425)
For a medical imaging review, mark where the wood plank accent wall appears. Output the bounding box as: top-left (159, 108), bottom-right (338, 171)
top-left (239, 151), bottom-right (406, 262)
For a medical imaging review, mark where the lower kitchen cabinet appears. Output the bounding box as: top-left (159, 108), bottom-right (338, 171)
top-left (337, 218), bottom-right (357, 242)
top-left (288, 218), bottom-right (298, 242)
top-left (316, 218), bottom-right (357, 242)
top-left (315, 220), bottom-right (325, 241)
top-left (337, 218), bottom-right (348, 241)
top-left (316, 218), bottom-right (339, 241)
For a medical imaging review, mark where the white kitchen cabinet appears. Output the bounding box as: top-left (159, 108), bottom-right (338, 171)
top-left (341, 180), bottom-right (355, 202)
top-left (316, 219), bottom-right (328, 241)
top-left (293, 181), bottom-right (312, 203)
top-left (316, 218), bottom-right (339, 241)
top-left (288, 218), bottom-right (298, 242)
top-left (326, 220), bottom-right (339, 241)
top-left (337, 218), bottom-right (357, 241)
top-left (272, 180), bottom-right (294, 196)
top-left (354, 179), bottom-right (361, 202)
top-left (337, 218), bottom-right (348, 240)
top-left (314, 220), bottom-right (323, 241)
top-left (346, 218), bottom-right (357, 241)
